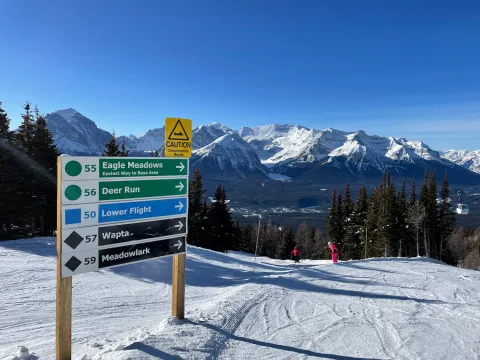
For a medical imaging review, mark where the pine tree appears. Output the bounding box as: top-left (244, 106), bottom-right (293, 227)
top-left (188, 169), bottom-right (207, 246)
top-left (0, 102), bottom-right (15, 239)
top-left (396, 181), bottom-right (408, 257)
top-left (326, 190), bottom-right (337, 243)
top-left (366, 188), bottom-right (382, 257)
top-left (103, 131), bottom-right (121, 156)
top-left (31, 107), bottom-right (59, 235)
top-left (403, 176), bottom-right (418, 256)
top-left (344, 186), bottom-right (368, 260)
top-left (239, 224), bottom-right (255, 253)
top-left (376, 171), bottom-right (397, 257)
top-left (306, 227), bottom-right (317, 258)
top-left (409, 176), bottom-right (416, 206)
top-left (336, 193), bottom-right (345, 251)
top-left (119, 138), bottom-right (131, 157)
top-left (294, 222), bottom-right (309, 259)
top-left (428, 171), bottom-right (438, 258)
top-left (14, 102), bottom-right (41, 235)
top-left (419, 171), bottom-right (430, 256)
top-left (16, 102), bottom-right (35, 155)
top-left (0, 102), bottom-right (11, 137)
top-left (207, 184), bottom-right (236, 252)
top-left (438, 171), bottom-right (455, 261)
top-left (281, 228), bottom-right (296, 260)
top-left (342, 184), bottom-right (354, 220)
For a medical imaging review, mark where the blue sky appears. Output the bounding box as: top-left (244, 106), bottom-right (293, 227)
top-left (1, 0), bottom-right (479, 150)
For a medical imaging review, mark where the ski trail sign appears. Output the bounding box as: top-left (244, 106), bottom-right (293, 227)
top-left (56, 154), bottom-right (189, 358)
top-left (164, 117), bottom-right (192, 158)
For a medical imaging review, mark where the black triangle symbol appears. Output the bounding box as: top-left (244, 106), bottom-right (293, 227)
top-left (168, 119), bottom-right (189, 141)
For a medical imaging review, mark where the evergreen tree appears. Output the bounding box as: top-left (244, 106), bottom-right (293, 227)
top-left (306, 227), bottom-right (317, 258)
top-left (16, 102), bottom-right (35, 155)
top-left (419, 171), bottom-right (430, 256)
top-left (342, 184), bottom-right (355, 220)
top-left (281, 228), bottom-right (296, 260)
top-left (31, 107), bottom-right (59, 234)
top-left (0, 102), bottom-right (15, 239)
top-left (119, 138), bottom-right (131, 156)
top-left (326, 190), bottom-right (337, 243)
top-left (427, 171), bottom-right (438, 258)
top-left (103, 131), bottom-right (121, 156)
top-left (188, 169), bottom-right (207, 246)
top-left (409, 176), bottom-right (416, 206)
top-left (207, 184), bottom-right (236, 252)
top-left (375, 172), bottom-right (397, 257)
top-left (0, 102), bottom-right (11, 137)
top-left (344, 186), bottom-right (368, 260)
top-left (366, 188), bottom-right (382, 257)
top-left (438, 171), bottom-right (455, 261)
top-left (294, 222), bottom-right (309, 258)
top-left (396, 181), bottom-right (408, 257)
top-left (13, 102), bottom-right (43, 235)
top-left (239, 224), bottom-right (255, 253)
top-left (336, 193), bottom-right (345, 248)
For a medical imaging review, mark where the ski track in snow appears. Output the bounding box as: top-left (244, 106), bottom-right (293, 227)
top-left (1, 238), bottom-right (480, 360)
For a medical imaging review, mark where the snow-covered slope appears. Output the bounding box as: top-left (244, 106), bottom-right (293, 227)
top-left (1, 237), bottom-right (480, 360)
top-left (442, 150), bottom-right (480, 174)
top-left (239, 124), bottom-right (311, 161)
top-left (191, 133), bottom-right (268, 179)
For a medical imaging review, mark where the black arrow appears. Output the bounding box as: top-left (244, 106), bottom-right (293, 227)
top-left (64, 231), bottom-right (84, 249)
top-left (98, 217), bottom-right (187, 246)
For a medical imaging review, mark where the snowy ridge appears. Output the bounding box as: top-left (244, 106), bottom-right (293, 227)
top-left (441, 149), bottom-right (480, 174)
top-left (43, 109), bottom-right (480, 182)
top-left (45, 109), bottom-right (112, 155)
top-left (192, 133), bottom-right (267, 178)
top-left (192, 123), bottom-right (234, 150)
top-left (1, 237), bottom-right (480, 359)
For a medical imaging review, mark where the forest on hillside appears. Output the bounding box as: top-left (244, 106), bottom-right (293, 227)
top-left (1, 101), bottom-right (478, 270)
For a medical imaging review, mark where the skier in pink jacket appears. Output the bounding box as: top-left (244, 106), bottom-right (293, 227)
top-left (328, 242), bottom-right (338, 263)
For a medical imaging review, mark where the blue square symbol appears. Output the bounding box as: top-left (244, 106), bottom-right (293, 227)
top-left (65, 208), bottom-right (81, 225)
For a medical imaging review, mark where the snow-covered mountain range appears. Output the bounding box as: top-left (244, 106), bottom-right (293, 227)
top-left (44, 109), bottom-right (480, 183)
top-left (441, 150), bottom-right (480, 174)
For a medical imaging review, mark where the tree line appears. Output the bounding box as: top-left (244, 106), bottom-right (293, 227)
top-left (0, 102), bottom-right (59, 239)
top-left (325, 170), bottom-right (457, 262)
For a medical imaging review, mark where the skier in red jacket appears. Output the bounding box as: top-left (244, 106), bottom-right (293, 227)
top-left (291, 246), bottom-right (300, 263)
top-left (328, 242), bottom-right (338, 263)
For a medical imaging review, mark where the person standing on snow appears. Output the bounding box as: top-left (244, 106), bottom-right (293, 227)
top-left (328, 242), bottom-right (338, 263)
top-left (291, 246), bottom-right (300, 263)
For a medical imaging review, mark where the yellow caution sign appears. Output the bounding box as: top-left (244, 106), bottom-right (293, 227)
top-left (164, 118), bottom-right (192, 158)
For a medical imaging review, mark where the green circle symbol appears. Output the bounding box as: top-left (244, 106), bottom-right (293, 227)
top-left (65, 161), bottom-right (82, 177)
top-left (65, 185), bottom-right (82, 201)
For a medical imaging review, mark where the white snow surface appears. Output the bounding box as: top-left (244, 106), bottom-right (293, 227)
top-left (2, 238), bottom-right (480, 359)
top-left (442, 149), bottom-right (480, 174)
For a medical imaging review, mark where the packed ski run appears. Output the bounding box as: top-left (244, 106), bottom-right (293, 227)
top-left (1, 238), bottom-right (480, 360)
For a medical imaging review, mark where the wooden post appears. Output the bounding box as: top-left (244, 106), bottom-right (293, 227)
top-left (56, 157), bottom-right (72, 360)
top-left (172, 252), bottom-right (186, 319)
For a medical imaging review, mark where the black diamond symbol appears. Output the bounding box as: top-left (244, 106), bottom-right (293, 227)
top-left (64, 231), bottom-right (84, 249)
top-left (65, 256), bottom-right (82, 272)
